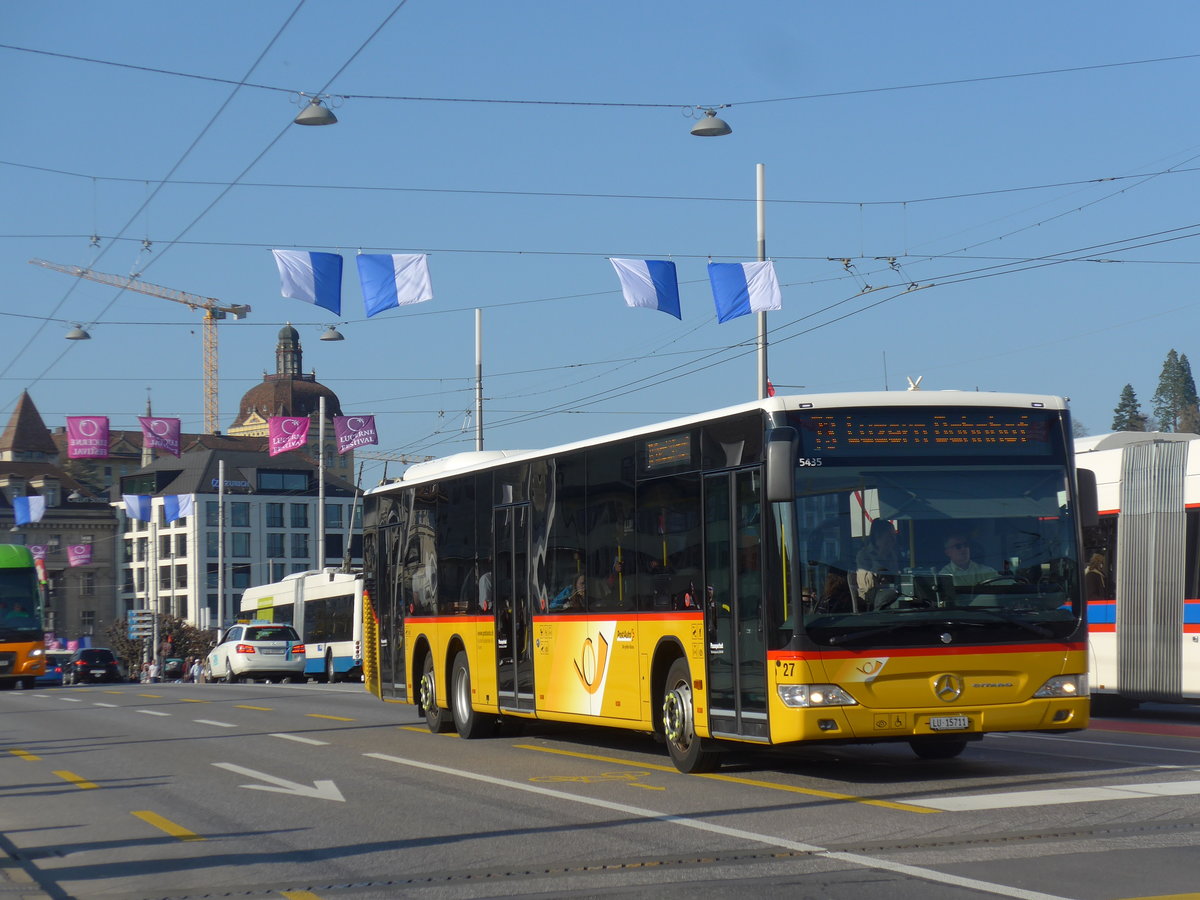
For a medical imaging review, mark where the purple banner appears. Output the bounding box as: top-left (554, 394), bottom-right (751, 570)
top-left (67, 544), bottom-right (92, 567)
top-left (29, 545), bottom-right (47, 560)
top-left (268, 416), bottom-right (310, 457)
top-left (138, 416), bottom-right (182, 457)
top-left (333, 415), bottom-right (379, 454)
top-left (66, 416), bottom-right (109, 458)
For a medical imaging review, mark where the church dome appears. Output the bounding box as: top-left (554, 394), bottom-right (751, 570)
top-left (227, 324), bottom-right (342, 433)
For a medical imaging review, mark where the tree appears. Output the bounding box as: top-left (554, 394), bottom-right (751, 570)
top-left (1072, 420), bottom-right (1089, 438)
top-left (1112, 384), bottom-right (1148, 432)
top-left (1152, 349), bottom-right (1197, 432)
top-left (104, 613), bottom-right (216, 679)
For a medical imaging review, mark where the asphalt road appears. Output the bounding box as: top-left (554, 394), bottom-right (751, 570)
top-left (3, 682), bottom-right (1199, 900)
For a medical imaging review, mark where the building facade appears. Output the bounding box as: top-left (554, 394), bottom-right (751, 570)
top-left (0, 391), bottom-right (119, 646)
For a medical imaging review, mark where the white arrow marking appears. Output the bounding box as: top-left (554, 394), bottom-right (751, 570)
top-left (212, 762), bottom-right (344, 802)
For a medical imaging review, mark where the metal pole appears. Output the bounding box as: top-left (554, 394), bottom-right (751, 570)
top-left (317, 396), bottom-right (326, 571)
top-left (756, 162), bottom-right (768, 400)
top-left (475, 308), bottom-right (484, 451)
top-left (150, 514), bottom-right (160, 675)
top-left (217, 459), bottom-right (225, 632)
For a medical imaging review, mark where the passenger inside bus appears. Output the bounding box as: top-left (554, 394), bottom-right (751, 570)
top-left (551, 574), bottom-right (586, 611)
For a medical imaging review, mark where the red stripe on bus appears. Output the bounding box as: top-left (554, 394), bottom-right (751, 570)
top-left (767, 641), bottom-right (1085, 661)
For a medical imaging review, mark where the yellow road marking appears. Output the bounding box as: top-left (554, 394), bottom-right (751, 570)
top-left (1120, 894), bottom-right (1200, 900)
top-left (236, 705), bottom-right (273, 711)
top-left (306, 714), bottom-right (354, 721)
top-left (132, 810), bottom-right (205, 842)
top-left (53, 770), bottom-right (99, 790)
top-left (179, 698), bottom-right (209, 703)
top-left (138, 693), bottom-right (162, 698)
top-left (280, 892), bottom-right (324, 899)
top-left (515, 745), bottom-right (936, 814)
top-left (8, 749), bottom-right (40, 761)
top-left (102, 690), bottom-right (125, 694)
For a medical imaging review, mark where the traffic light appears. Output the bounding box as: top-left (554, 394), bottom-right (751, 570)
top-left (127, 608), bottom-right (154, 640)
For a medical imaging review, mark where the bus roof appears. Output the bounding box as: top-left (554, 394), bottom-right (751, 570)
top-left (0, 544), bottom-right (35, 568)
top-left (1074, 431), bottom-right (1199, 454)
top-left (374, 389), bottom-right (1069, 494)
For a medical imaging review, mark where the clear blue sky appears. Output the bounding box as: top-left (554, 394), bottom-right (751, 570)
top-left (4, 1), bottom-right (1199, 486)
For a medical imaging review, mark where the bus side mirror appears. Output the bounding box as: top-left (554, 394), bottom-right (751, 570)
top-left (766, 426), bottom-right (798, 504)
top-left (1076, 467), bottom-right (1098, 527)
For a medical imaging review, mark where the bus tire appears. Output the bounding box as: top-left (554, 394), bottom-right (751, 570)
top-left (451, 651), bottom-right (490, 739)
top-left (420, 653), bottom-right (452, 733)
top-left (909, 737), bottom-right (968, 760)
top-left (325, 653), bottom-right (338, 684)
top-left (661, 658), bottom-right (720, 774)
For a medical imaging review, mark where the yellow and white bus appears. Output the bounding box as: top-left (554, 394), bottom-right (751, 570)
top-left (362, 391), bottom-right (1093, 772)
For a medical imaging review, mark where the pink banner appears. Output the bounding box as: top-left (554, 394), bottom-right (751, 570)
top-left (138, 416), bottom-right (181, 457)
top-left (66, 416), bottom-right (109, 458)
top-left (67, 544), bottom-right (92, 567)
top-left (29, 545), bottom-right (47, 560)
top-left (268, 416), bottom-right (310, 456)
top-left (333, 415), bottom-right (379, 454)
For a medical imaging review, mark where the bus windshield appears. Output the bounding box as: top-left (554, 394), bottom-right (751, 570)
top-left (793, 463), bottom-right (1080, 646)
top-left (0, 567), bottom-right (43, 640)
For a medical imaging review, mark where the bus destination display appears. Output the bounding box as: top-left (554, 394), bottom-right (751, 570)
top-left (791, 409), bottom-right (1056, 458)
top-left (643, 433), bottom-right (692, 471)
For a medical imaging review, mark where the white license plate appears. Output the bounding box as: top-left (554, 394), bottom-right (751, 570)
top-left (90, 669), bottom-right (106, 675)
top-left (260, 648), bottom-right (284, 655)
top-left (930, 715), bottom-right (970, 731)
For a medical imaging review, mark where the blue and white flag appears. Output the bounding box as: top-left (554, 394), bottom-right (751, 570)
top-left (708, 260), bottom-right (782, 323)
top-left (609, 258), bottom-right (681, 319)
top-left (123, 493), bottom-right (195, 523)
top-left (271, 250), bottom-right (344, 315)
top-left (357, 253), bottom-right (433, 318)
top-left (163, 494), bottom-right (195, 524)
top-left (13, 496), bottom-right (45, 526)
top-left (123, 494), bottom-right (153, 522)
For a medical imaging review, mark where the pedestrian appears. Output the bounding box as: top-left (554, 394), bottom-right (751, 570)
top-left (188, 658), bottom-right (204, 684)
top-left (147, 659), bottom-right (161, 683)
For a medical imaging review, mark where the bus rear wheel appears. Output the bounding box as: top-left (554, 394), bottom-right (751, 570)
top-left (451, 651), bottom-right (491, 739)
top-left (325, 653), bottom-right (338, 684)
top-left (909, 737), bottom-right (968, 760)
top-left (420, 653), bottom-right (452, 733)
top-left (661, 658), bottom-right (720, 774)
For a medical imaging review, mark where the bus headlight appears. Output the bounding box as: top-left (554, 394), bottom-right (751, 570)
top-left (1033, 674), bottom-right (1089, 698)
top-left (777, 684), bottom-right (859, 708)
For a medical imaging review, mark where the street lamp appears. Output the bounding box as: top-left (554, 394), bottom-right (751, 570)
top-left (691, 108), bottom-right (732, 137)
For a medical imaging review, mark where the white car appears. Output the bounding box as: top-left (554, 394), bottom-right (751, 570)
top-left (207, 623), bottom-right (306, 684)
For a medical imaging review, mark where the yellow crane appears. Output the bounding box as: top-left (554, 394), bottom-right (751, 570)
top-left (30, 258), bottom-right (250, 434)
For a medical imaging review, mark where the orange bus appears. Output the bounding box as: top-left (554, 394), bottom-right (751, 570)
top-left (362, 392), bottom-right (1093, 772)
top-left (0, 544), bottom-right (46, 690)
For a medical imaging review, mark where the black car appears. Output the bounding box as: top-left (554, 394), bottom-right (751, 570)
top-left (63, 648), bottom-right (123, 685)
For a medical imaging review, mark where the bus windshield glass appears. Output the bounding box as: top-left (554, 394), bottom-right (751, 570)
top-left (790, 453), bottom-right (1080, 646)
top-left (0, 567), bottom-right (42, 640)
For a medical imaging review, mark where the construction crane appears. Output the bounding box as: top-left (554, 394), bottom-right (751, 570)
top-left (30, 258), bottom-right (250, 434)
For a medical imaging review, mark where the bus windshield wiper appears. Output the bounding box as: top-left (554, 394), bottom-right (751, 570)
top-left (959, 607), bottom-right (1055, 638)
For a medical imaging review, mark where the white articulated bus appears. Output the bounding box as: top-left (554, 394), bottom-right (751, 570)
top-left (240, 568), bottom-right (365, 683)
top-left (1075, 431), bottom-right (1200, 709)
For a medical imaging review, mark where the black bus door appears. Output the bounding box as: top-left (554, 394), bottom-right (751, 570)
top-left (494, 504), bottom-right (535, 711)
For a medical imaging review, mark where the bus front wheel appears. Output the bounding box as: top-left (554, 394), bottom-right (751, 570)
top-left (420, 653), bottom-right (452, 733)
top-left (661, 658), bottom-right (720, 774)
top-left (451, 651), bottom-right (491, 739)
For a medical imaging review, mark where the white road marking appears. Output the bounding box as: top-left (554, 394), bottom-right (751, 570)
top-left (211, 762), bottom-right (344, 801)
top-left (364, 752), bottom-right (1075, 900)
top-left (194, 719), bottom-right (237, 728)
top-left (912, 778), bottom-right (1200, 811)
top-left (136, 709), bottom-right (170, 717)
top-left (93, 702), bottom-right (118, 708)
top-left (270, 733), bottom-right (329, 746)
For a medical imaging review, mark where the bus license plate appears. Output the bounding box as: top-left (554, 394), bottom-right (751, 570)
top-left (930, 715), bottom-right (969, 731)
